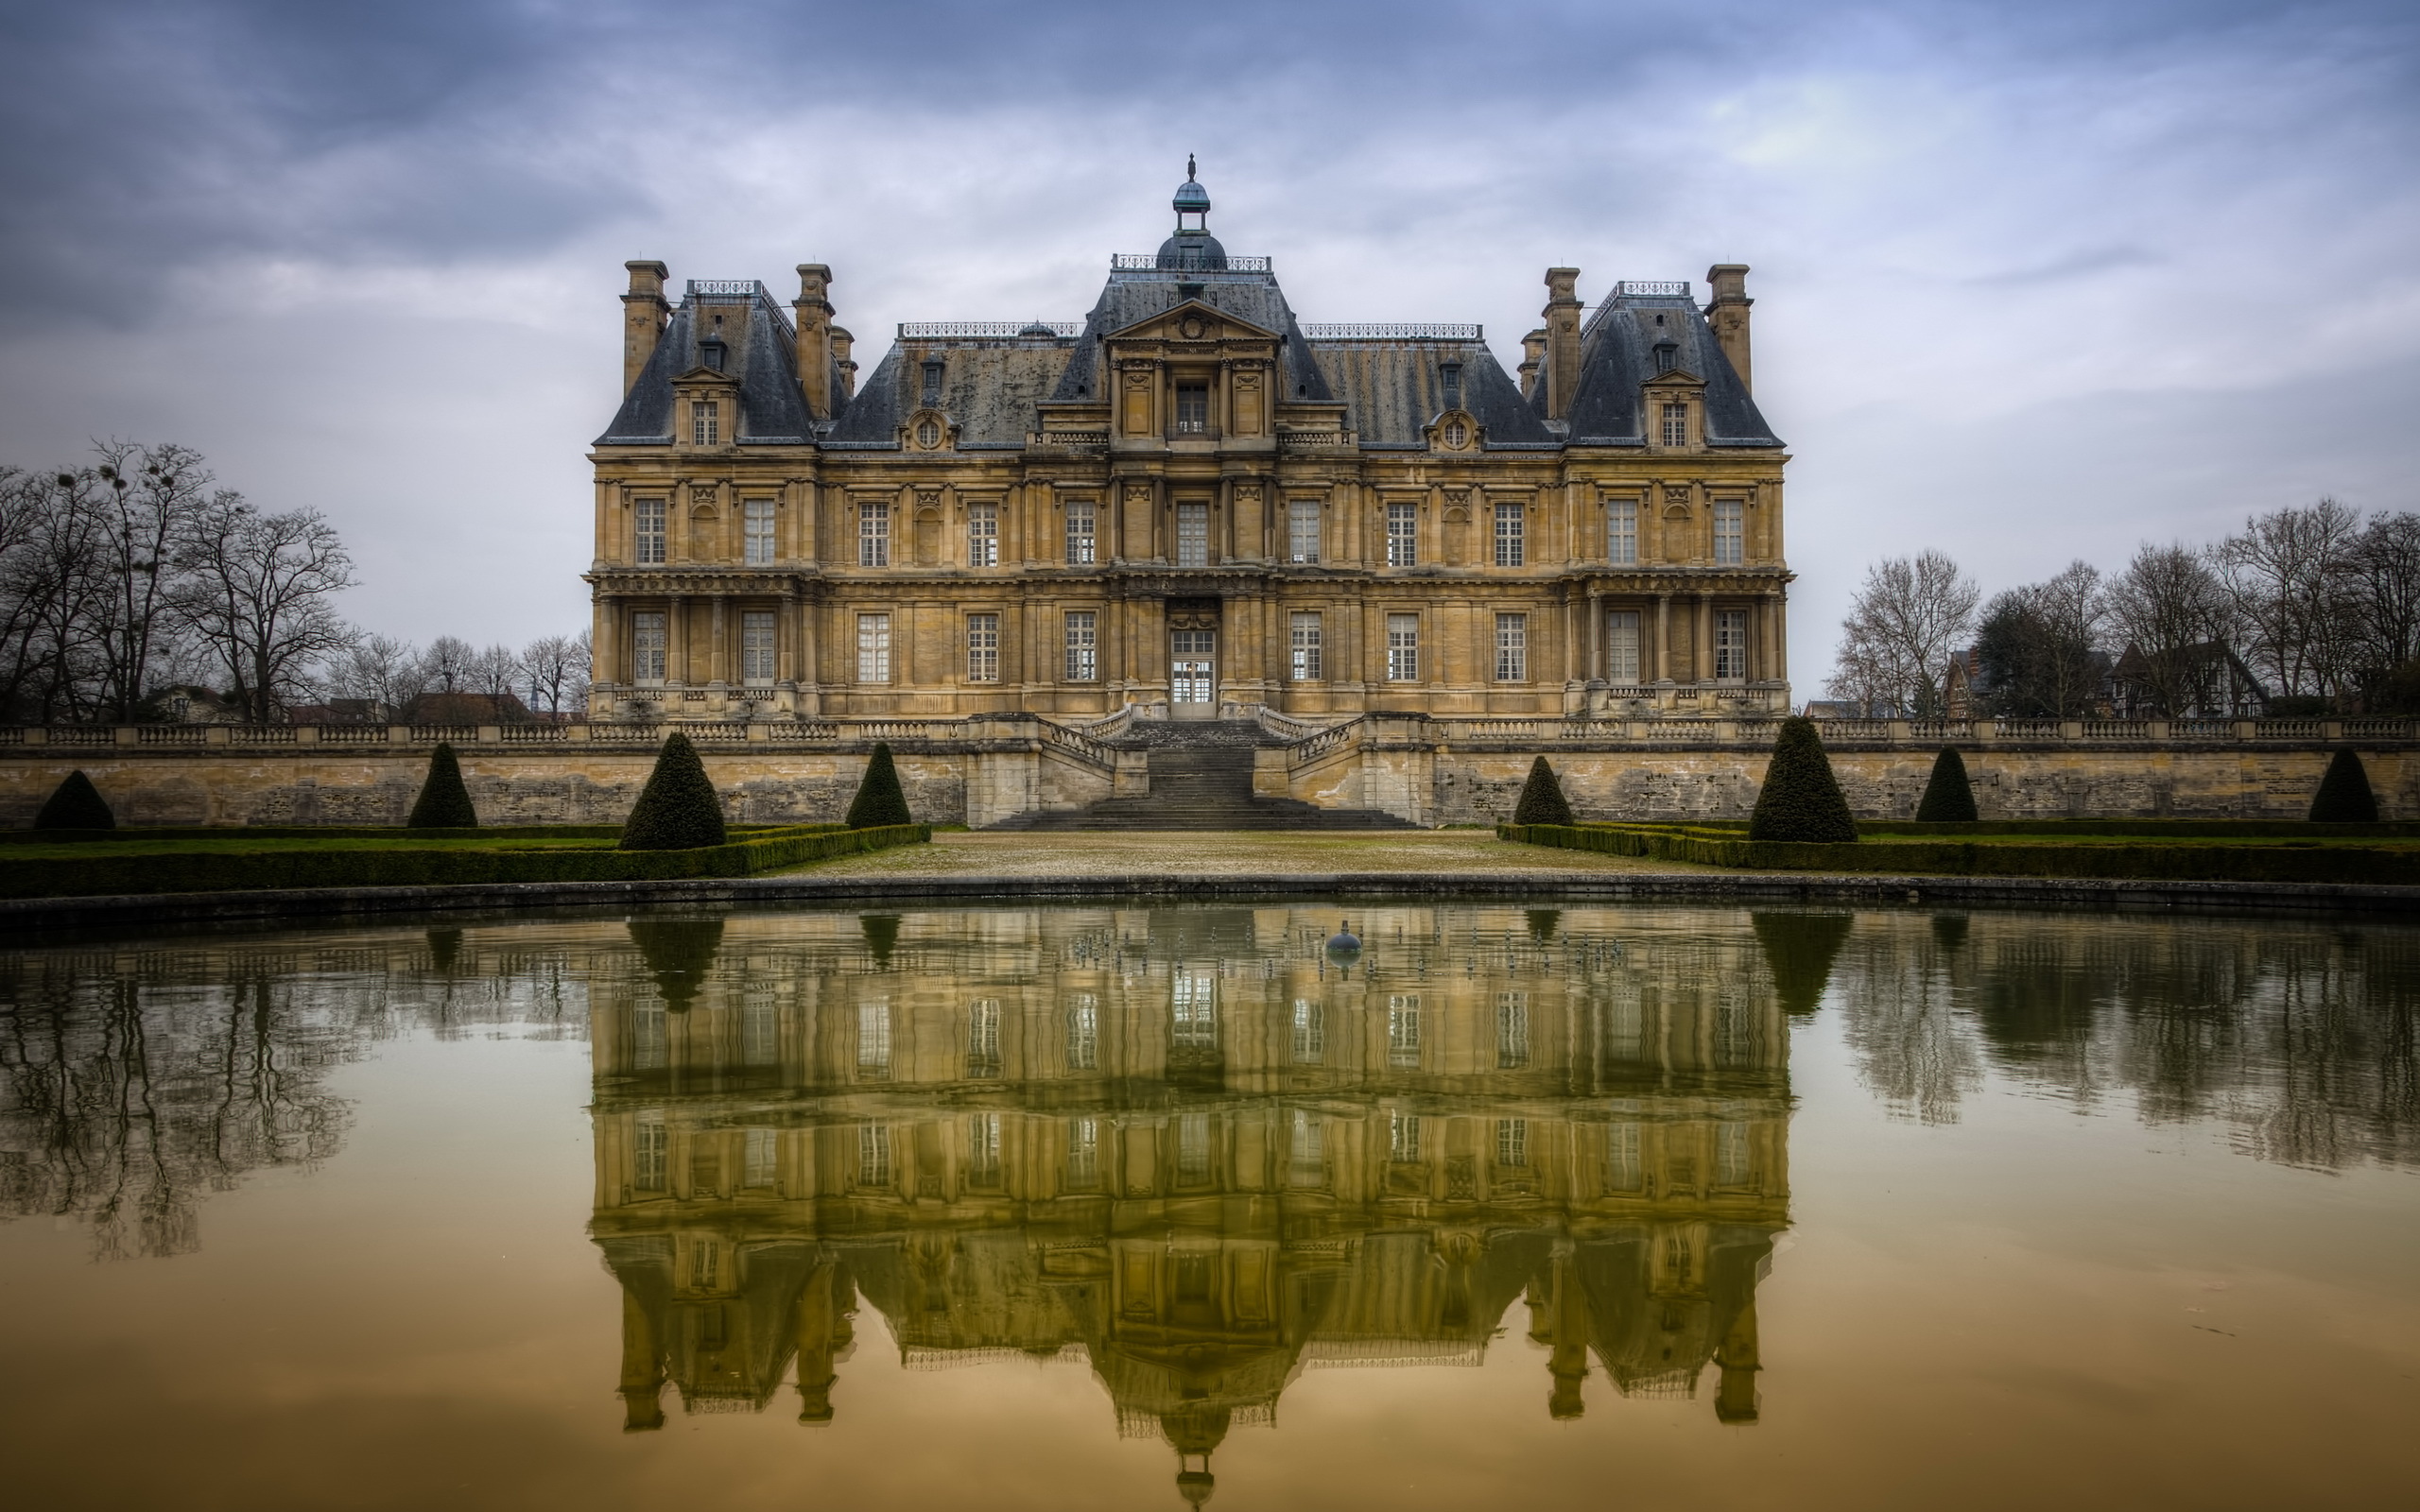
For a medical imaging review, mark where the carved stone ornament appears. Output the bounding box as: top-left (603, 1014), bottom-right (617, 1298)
top-left (1126, 482), bottom-right (1153, 506)
top-left (1443, 489), bottom-right (1471, 522)
top-left (1663, 485), bottom-right (1692, 505)
top-left (1234, 369), bottom-right (1261, 390)
top-left (1178, 315), bottom-right (1210, 340)
top-left (1235, 484), bottom-right (1263, 506)
top-left (915, 490), bottom-right (942, 519)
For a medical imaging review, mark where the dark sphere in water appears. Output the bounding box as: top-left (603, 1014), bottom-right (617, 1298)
top-left (1325, 921), bottom-right (1361, 954)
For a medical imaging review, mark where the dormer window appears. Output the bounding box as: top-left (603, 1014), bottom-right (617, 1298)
top-left (700, 337), bottom-right (726, 372)
top-left (1175, 383), bottom-right (1209, 434)
top-left (1661, 402), bottom-right (1688, 447)
top-left (691, 401), bottom-right (719, 445)
top-left (1441, 361), bottom-right (1463, 409)
top-left (1442, 421), bottom-right (1468, 449)
top-left (921, 358), bottom-right (943, 406)
top-left (915, 418), bottom-right (941, 449)
top-left (1653, 341), bottom-right (1678, 373)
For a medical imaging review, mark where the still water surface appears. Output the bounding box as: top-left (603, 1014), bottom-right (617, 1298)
top-left (2, 903), bottom-right (2416, 1510)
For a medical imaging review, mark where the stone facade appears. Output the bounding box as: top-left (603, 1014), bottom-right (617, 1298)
top-left (587, 171), bottom-right (1789, 728)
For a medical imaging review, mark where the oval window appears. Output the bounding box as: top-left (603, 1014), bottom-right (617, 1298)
top-left (916, 419), bottom-right (940, 449)
top-left (1443, 421), bottom-right (1467, 449)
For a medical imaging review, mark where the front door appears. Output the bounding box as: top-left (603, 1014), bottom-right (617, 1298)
top-left (1171, 628), bottom-right (1217, 716)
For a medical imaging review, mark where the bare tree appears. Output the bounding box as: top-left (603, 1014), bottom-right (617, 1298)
top-left (520, 630), bottom-right (590, 719)
top-left (2345, 511), bottom-right (2420, 709)
top-left (2216, 499), bottom-right (2366, 701)
top-left (1824, 550), bottom-right (1979, 716)
top-left (471, 642), bottom-right (521, 706)
top-left (1975, 560), bottom-right (2109, 718)
top-left (173, 498), bottom-right (358, 722)
top-left (321, 633), bottom-right (425, 717)
top-left (87, 442), bottom-right (214, 722)
top-left (2105, 542), bottom-right (2241, 715)
top-left (0, 468), bottom-right (114, 721)
top-left (418, 635), bottom-right (476, 696)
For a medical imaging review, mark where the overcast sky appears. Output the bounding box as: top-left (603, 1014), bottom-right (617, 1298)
top-left (2, 0), bottom-right (2414, 689)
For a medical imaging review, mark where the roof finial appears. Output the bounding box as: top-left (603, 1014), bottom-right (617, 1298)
top-left (1186, 152), bottom-right (1197, 181)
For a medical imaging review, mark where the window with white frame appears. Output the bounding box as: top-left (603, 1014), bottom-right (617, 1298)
top-left (856, 1001), bottom-right (890, 1077)
top-left (966, 613), bottom-right (999, 682)
top-left (1175, 502), bottom-right (1209, 567)
top-left (1177, 1112), bottom-right (1211, 1183)
top-left (1290, 998), bottom-right (1324, 1063)
top-left (743, 1127), bottom-right (777, 1189)
top-left (1288, 498), bottom-right (1321, 563)
top-left (1494, 501), bottom-right (1525, 567)
top-left (856, 613), bottom-right (891, 683)
top-left (967, 502), bottom-right (998, 567)
top-left (1661, 401), bottom-right (1688, 447)
top-left (1289, 612), bottom-right (1322, 681)
top-left (634, 1002), bottom-right (666, 1070)
top-left (632, 611), bottom-right (667, 684)
top-left (1386, 502), bottom-right (1417, 567)
top-left (1065, 499), bottom-right (1097, 564)
top-left (1289, 1108), bottom-right (1324, 1185)
top-left (1066, 1116), bottom-right (1100, 1189)
top-left (742, 990), bottom-right (777, 1064)
top-left (635, 1113), bottom-right (667, 1191)
top-left (1387, 993), bottom-right (1422, 1067)
top-left (857, 500), bottom-right (890, 566)
top-left (1715, 609), bottom-right (1750, 679)
top-left (743, 498), bottom-right (775, 564)
top-left (966, 998), bottom-right (1001, 1077)
top-left (1175, 383), bottom-right (1209, 433)
top-left (1065, 994), bottom-right (1098, 1071)
top-left (1495, 613), bottom-right (1527, 681)
top-left (1714, 498), bottom-right (1743, 564)
top-left (966, 1112), bottom-right (1002, 1189)
top-left (857, 1124), bottom-right (891, 1186)
top-left (1063, 610), bottom-right (1098, 680)
top-left (1172, 972), bottom-right (1217, 1050)
top-left (1605, 1123), bottom-right (1642, 1192)
top-left (1389, 1111), bottom-right (1422, 1162)
top-left (635, 497), bottom-right (667, 564)
top-left (1496, 1118), bottom-right (1529, 1168)
top-left (691, 400), bottom-right (720, 445)
top-left (1496, 991), bottom-right (1530, 1068)
top-left (741, 610), bottom-right (775, 685)
top-left (1718, 1122), bottom-right (1753, 1186)
top-left (1606, 496), bottom-right (1637, 564)
top-left (1386, 613), bottom-right (1419, 681)
top-left (1607, 610), bottom-right (1641, 682)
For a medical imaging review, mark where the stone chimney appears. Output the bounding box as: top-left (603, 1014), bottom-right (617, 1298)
top-left (793, 264), bottom-right (835, 420)
top-left (1705, 264), bottom-right (1753, 392)
top-left (1518, 328), bottom-right (1547, 402)
top-left (622, 261), bottom-right (671, 395)
top-left (829, 327), bottom-right (857, 403)
top-left (1541, 267), bottom-right (1582, 421)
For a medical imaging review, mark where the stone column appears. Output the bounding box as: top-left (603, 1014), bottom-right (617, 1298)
top-left (668, 595), bottom-right (688, 686)
top-left (1695, 595), bottom-right (1713, 686)
top-left (1653, 594), bottom-right (1671, 682)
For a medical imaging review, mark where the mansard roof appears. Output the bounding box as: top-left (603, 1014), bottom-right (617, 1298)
top-left (598, 282), bottom-right (822, 446)
top-left (823, 331), bottom-right (1077, 450)
top-left (1558, 286), bottom-right (1780, 448)
top-left (1048, 262), bottom-right (1336, 405)
top-left (1307, 333), bottom-right (1557, 448)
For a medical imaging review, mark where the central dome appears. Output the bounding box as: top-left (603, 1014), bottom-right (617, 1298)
top-left (1155, 231), bottom-right (1227, 270)
top-left (1173, 179), bottom-right (1210, 215)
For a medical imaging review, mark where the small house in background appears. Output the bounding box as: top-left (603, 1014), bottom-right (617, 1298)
top-left (2109, 642), bottom-right (2268, 719)
top-left (148, 685), bottom-right (243, 724)
top-left (401, 691), bottom-right (536, 726)
top-left (284, 697), bottom-right (391, 725)
top-left (1943, 649), bottom-right (1990, 719)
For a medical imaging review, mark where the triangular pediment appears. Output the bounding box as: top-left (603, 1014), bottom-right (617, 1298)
top-left (1641, 367), bottom-right (1706, 389)
top-left (673, 365), bottom-right (744, 387)
top-left (1105, 299), bottom-right (1281, 344)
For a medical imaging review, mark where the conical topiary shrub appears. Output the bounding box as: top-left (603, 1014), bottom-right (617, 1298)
top-left (1914, 747), bottom-right (1979, 822)
top-left (845, 742), bottom-right (913, 829)
top-left (407, 742), bottom-right (478, 828)
top-left (628, 918), bottom-right (724, 1007)
top-left (2308, 746), bottom-right (2380, 823)
top-left (620, 730), bottom-right (728, 850)
top-left (1751, 911), bottom-right (1854, 1016)
top-left (34, 769), bottom-right (114, 830)
top-left (1512, 755), bottom-right (1576, 826)
top-left (1748, 716), bottom-right (1858, 843)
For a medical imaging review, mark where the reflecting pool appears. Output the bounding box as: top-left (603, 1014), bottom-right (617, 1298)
top-left (3, 903), bottom-right (2416, 1510)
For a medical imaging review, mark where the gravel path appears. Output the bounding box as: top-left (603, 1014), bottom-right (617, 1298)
top-left (793, 829), bottom-right (1704, 878)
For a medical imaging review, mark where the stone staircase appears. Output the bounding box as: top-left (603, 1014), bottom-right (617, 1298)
top-left (993, 719), bottom-right (1415, 832)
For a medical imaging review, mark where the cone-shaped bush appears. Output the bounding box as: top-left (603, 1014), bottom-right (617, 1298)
top-left (845, 742), bottom-right (913, 829)
top-left (1512, 755), bottom-right (1576, 826)
top-left (406, 742), bottom-right (478, 828)
top-left (2308, 746), bottom-right (2380, 823)
top-left (1748, 716), bottom-right (1859, 843)
top-left (619, 731), bottom-right (728, 850)
top-left (861, 914), bottom-right (901, 969)
top-left (1752, 912), bottom-right (1854, 1016)
top-left (628, 919), bottom-right (724, 1008)
top-left (34, 769), bottom-right (114, 830)
top-left (1914, 747), bottom-right (1979, 822)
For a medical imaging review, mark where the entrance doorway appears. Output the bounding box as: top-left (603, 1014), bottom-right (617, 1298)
top-left (1171, 628), bottom-right (1217, 715)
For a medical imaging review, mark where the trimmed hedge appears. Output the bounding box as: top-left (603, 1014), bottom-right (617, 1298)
top-left (622, 731), bottom-right (728, 850)
top-left (1501, 821), bottom-right (2420, 885)
top-left (408, 743), bottom-right (478, 828)
top-left (0, 824), bottom-right (841, 845)
top-left (847, 742), bottom-right (913, 829)
top-left (1595, 818), bottom-right (2420, 838)
top-left (2309, 747), bottom-right (2380, 823)
top-left (1749, 717), bottom-right (1858, 843)
top-left (34, 769), bottom-right (114, 830)
top-left (1512, 756), bottom-right (1576, 826)
top-left (0, 823), bottom-right (930, 900)
top-left (1914, 747), bottom-right (1979, 822)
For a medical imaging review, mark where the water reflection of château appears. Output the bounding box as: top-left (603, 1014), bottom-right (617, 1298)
top-left (587, 905), bottom-right (1793, 1496)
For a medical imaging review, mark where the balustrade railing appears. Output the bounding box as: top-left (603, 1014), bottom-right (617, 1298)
top-left (1299, 323), bottom-right (1482, 340)
top-left (317, 725), bottom-right (391, 745)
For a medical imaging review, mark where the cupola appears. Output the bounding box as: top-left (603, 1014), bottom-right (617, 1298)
top-left (1157, 156), bottom-right (1227, 271)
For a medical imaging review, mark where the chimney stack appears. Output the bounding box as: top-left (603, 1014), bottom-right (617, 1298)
top-left (1541, 268), bottom-right (1582, 421)
top-left (1705, 264), bottom-right (1753, 393)
top-left (829, 328), bottom-right (857, 403)
top-left (793, 264), bottom-right (835, 420)
top-left (622, 261), bottom-right (671, 395)
top-left (1518, 328), bottom-right (1547, 402)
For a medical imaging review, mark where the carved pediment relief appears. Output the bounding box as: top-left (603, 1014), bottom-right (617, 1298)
top-left (1104, 299), bottom-right (1280, 346)
top-left (1641, 368), bottom-right (1707, 392)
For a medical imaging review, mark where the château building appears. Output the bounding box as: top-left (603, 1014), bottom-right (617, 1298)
top-left (587, 167), bottom-right (1790, 725)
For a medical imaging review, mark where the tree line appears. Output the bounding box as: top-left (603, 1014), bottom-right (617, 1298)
top-left (0, 441), bottom-right (588, 724)
top-left (1826, 499), bottom-right (2420, 718)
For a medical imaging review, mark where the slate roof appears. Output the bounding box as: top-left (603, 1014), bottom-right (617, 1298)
top-left (1557, 289), bottom-right (1781, 448)
top-left (1047, 265), bottom-right (1336, 405)
top-left (824, 335), bottom-right (1076, 449)
top-left (598, 284), bottom-right (819, 445)
top-left (1307, 335), bottom-right (1557, 448)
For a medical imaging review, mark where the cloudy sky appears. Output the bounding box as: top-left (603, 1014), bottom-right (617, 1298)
top-left (2, 0), bottom-right (2414, 687)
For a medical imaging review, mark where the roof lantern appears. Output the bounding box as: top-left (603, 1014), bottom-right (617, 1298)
top-left (1172, 154), bottom-right (1211, 225)
top-left (1157, 155), bottom-right (1227, 271)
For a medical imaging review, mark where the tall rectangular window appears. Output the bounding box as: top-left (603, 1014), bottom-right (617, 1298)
top-left (857, 500), bottom-right (890, 567)
top-left (632, 611), bottom-right (667, 684)
top-left (741, 610), bottom-right (775, 685)
top-left (1496, 992), bottom-right (1530, 1069)
top-left (1606, 1124), bottom-right (1643, 1192)
top-left (967, 503), bottom-right (998, 567)
top-left (743, 498), bottom-right (775, 564)
top-left (635, 1115), bottom-right (667, 1191)
top-left (966, 999), bottom-right (1001, 1077)
top-left (1288, 499), bottom-right (1321, 563)
top-left (1713, 499), bottom-right (1744, 564)
top-left (1715, 609), bottom-right (1750, 679)
top-left (856, 1001), bottom-right (890, 1078)
top-left (966, 1112), bottom-right (1002, 1190)
top-left (1289, 1108), bottom-right (1324, 1185)
top-left (1496, 1118), bottom-right (1529, 1169)
top-left (1386, 613), bottom-right (1419, 682)
top-left (1661, 402), bottom-right (1688, 447)
top-left (1175, 502), bottom-right (1209, 567)
top-left (1607, 610), bottom-right (1641, 682)
top-left (1065, 499), bottom-right (1097, 564)
top-left (1388, 994), bottom-right (1422, 1068)
top-left (1386, 502), bottom-right (1418, 567)
top-left (1290, 998), bottom-right (1324, 1063)
top-left (966, 613), bottom-right (999, 682)
top-left (1288, 612), bottom-right (1322, 681)
top-left (1172, 972), bottom-right (1217, 1050)
top-left (856, 613), bottom-right (890, 683)
top-left (691, 400), bottom-right (719, 445)
top-left (742, 991), bottom-right (777, 1064)
top-left (1066, 1117), bottom-right (1100, 1189)
top-left (1495, 613), bottom-right (1527, 682)
top-left (1063, 611), bottom-right (1098, 680)
top-left (1065, 995), bottom-right (1098, 1071)
top-left (1606, 497), bottom-right (1637, 564)
top-left (635, 498), bottom-right (667, 564)
top-left (1177, 1112), bottom-right (1211, 1184)
top-left (1494, 502), bottom-right (1525, 567)
top-left (1175, 383), bottom-right (1208, 434)
top-left (743, 1127), bottom-right (777, 1189)
top-left (1389, 1111), bottom-right (1422, 1162)
top-left (857, 1125), bottom-right (891, 1186)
